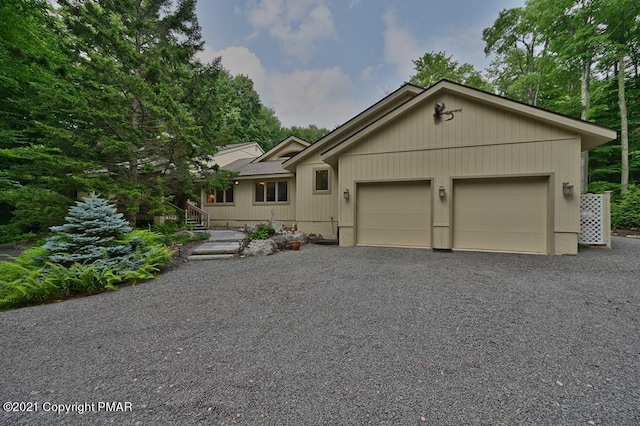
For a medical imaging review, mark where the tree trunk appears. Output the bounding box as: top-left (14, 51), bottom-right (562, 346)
top-left (580, 61), bottom-right (591, 192)
top-left (618, 54), bottom-right (629, 195)
top-left (127, 97), bottom-right (142, 226)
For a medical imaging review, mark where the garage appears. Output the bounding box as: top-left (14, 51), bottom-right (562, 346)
top-left (453, 177), bottom-right (549, 253)
top-left (356, 181), bottom-right (431, 247)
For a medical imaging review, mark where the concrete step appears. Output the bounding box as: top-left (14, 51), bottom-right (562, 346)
top-left (188, 254), bottom-right (234, 261)
top-left (191, 242), bottom-right (241, 255)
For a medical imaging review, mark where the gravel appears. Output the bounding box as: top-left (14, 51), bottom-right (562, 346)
top-left (1, 238), bottom-right (639, 425)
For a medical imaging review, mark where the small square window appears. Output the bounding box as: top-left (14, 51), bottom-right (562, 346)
top-left (314, 169), bottom-right (330, 192)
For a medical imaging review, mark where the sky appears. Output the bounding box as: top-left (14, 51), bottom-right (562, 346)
top-left (195, 0), bottom-right (525, 130)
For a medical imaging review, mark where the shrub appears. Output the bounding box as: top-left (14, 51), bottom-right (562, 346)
top-left (585, 181), bottom-right (622, 202)
top-left (248, 223), bottom-right (276, 241)
top-left (42, 193), bottom-right (134, 268)
top-left (0, 264), bottom-right (60, 309)
top-left (0, 199), bottom-right (175, 310)
top-left (612, 185), bottom-right (640, 230)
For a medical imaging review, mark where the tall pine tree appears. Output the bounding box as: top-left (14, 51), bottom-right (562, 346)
top-left (57, 0), bottom-right (214, 223)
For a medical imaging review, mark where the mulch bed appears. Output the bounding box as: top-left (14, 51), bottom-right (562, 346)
top-left (165, 240), bottom-right (207, 271)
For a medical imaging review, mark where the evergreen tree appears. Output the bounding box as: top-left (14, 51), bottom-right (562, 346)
top-left (42, 194), bottom-right (135, 269)
top-left (57, 0), bottom-right (211, 223)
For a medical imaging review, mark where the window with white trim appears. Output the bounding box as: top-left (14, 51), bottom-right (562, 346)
top-left (255, 181), bottom-right (288, 203)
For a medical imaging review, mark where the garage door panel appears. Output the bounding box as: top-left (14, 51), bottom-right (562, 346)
top-left (357, 182), bottom-right (431, 247)
top-left (454, 178), bottom-right (547, 253)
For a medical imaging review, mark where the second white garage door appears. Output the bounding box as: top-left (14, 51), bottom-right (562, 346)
top-left (453, 177), bottom-right (548, 253)
top-left (356, 181), bottom-right (431, 247)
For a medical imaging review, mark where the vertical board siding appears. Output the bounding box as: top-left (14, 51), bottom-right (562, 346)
top-left (337, 93), bottom-right (582, 252)
top-left (294, 153), bottom-right (339, 224)
top-left (205, 178), bottom-right (296, 223)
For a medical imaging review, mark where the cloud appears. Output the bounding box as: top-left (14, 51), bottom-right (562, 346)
top-left (197, 45), bottom-right (267, 92)
top-left (267, 67), bottom-right (358, 128)
top-left (199, 44), bottom-right (358, 128)
top-left (244, 0), bottom-right (337, 61)
top-left (382, 9), bottom-right (422, 80)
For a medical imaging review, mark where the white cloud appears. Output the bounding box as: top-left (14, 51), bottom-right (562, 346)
top-left (267, 67), bottom-right (358, 128)
top-left (244, 0), bottom-right (337, 61)
top-left (199, 44), bottom-right (358, 128)
top-left (382, 10), bottom-right (422, 80)
top-left (197, 45), bottom-right (267, 93)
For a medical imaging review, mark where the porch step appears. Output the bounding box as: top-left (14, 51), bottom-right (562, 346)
top-left (188, 254), bottom-right (234, 261)
top-left (186, 220), bottom-right (208, 232)
top-left (191, 242), bottom-right (242, 255)
top-left (187, 230), bottom-right (246, 261)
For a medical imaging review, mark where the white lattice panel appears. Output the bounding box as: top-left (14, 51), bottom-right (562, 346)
top-left (580, 194), bottom-right (605, 244)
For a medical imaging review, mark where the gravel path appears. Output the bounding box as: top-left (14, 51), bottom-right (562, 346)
top-left (1, 238), bottom-right (639, 425)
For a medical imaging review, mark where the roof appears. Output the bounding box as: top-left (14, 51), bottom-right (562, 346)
top-left (282, 83), bottom-right (424, 171)
top-left (254, 136), bottom-right (310, 163)
top-left (320, 80), bottom-right (617, 165)
top-left (223, 158), bottom-right (292, 179)
top-left (217, 142), bottom-right (264, 154)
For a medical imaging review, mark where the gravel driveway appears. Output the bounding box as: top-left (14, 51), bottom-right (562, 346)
top-left (1, 238), bottom-right (639, 425)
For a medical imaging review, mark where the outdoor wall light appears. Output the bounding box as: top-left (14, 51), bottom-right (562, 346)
top-left (343, 189), bottom-right (350, 199)
top-left (439, 185), bottom-right (446, 198)
top-left (234, 180), bottom-right (239, 185)
top-left (562, 182), bottom-right (574, 196)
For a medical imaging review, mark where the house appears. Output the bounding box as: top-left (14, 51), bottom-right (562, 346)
top-left (202, 80), bottom-right (616, 255)
top-left (204, 142), bottom-right (264, 168)
top-left (201, 136), bottom-right (309, 226)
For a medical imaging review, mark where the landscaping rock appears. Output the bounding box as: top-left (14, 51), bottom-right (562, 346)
top-left (245, 223), bottom-right (259, 233)
top-left (268, 220), bottom-right (286, 233)
top-left (244, 239), bottom-right (278, 256)
top-left (172, 230), bottom-right (197, 239)
top-left (293, 232), bottom-right (310, 244)
top-left (269, 234), bottom-right (292, 250)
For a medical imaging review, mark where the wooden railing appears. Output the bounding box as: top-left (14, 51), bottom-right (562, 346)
top-left (185, 199), bottom-right (209, 228)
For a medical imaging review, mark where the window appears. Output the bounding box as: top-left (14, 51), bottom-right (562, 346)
top-left (209, 187), bottom-right (234, 204)
top-left (255, 181), bottom-right (288, 203)
top-left (314, 169), bottom-right (330, 193)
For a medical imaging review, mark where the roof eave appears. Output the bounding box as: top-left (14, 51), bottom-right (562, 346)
top-left (321, 80), bottom-right (617, 162)
top-left (282, 83), bottom-right (424, 170)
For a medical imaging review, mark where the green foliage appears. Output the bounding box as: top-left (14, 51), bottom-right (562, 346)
top-left (248, 223), bottom-right (276, 241)
top-left (150, 220), bottom-right (210, 245)
top-left (0, 197), bottom-right (174, 309)
top-left (278, 125), bottom-right (331, 145)
top-left (586, 181), bottom-right (622, 201)
top-left (0, 263), bottom-right (60, 309)
top-left (612, 185), bottom-right (640, 230)
top-left (409, 51), bottom-right (491, 91)
top-left (42, 194), bottom-right (134, 268)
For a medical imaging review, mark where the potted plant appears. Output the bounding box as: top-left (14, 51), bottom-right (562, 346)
top-left (290, 236), bottom-right (301, 250)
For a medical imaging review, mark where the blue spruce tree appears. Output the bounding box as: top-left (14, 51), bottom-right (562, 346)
top-left (42, 193), bottom-right (138, 269)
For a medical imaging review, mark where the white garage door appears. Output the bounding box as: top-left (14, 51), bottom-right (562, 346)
top-left (357, 181), bottom-right (431, 247)
top-left (453, 177), bottom-right (548, 253)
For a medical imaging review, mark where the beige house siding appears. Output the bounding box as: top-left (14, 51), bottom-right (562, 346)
top-left (294, 152), bottom-right (340, 238)
top-left (204, 178), bottom-right (297, 228)
top-left (258, 139), bottom-right (309, 162)
top-left (337, 94), bottom-right (582, 254)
